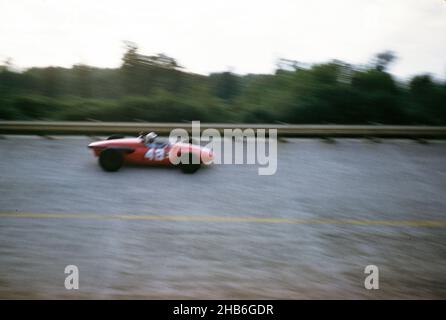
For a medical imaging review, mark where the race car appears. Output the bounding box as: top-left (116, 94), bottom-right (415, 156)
top-left (88, 132), bottom-right (213, 173)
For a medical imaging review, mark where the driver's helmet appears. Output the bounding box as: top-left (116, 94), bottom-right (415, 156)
top-left (145, 132), bottom-right (158, 144)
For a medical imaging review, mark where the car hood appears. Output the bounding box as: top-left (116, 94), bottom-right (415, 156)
top-left (88, 137), bottom-right (143, 149)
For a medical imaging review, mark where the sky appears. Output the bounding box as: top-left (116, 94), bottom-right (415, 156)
top-left (1, 0), bottom-right (445, 80)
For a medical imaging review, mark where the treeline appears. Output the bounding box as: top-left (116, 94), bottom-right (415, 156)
top-left (0, 45), bottom-right (445, 124)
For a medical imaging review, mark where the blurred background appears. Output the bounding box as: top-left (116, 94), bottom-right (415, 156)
top-left (1, 45), bottom-right (446, 125)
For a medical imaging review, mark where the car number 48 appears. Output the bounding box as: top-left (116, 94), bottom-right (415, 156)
top-left (144, 148), bottom-right (165, 161)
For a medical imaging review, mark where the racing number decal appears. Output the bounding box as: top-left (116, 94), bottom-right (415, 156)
top-left (155, 148), bottom-right (165, 160)
top-left (144, 148), bottom-right (155, 160)
top-left (144, 148), bottom-right (165, 161)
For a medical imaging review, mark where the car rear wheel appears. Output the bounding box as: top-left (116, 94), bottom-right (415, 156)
top-left (99, 149), bottom-right (124, 172)
top-left (180, 153), bottom-right (201, 174)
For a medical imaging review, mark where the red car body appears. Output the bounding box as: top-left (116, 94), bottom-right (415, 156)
top-left (88, 136), bottom-right (213, 173)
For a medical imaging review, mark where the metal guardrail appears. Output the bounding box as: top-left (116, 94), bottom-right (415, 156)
top-left (1, 121), bottom-right (446, 138)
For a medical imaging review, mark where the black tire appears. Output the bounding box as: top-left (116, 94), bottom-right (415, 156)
top-left (107, 134), bottom-right (125, 140)
top-left (99, 149), bottom-right (124, 172)
top-left (180, 153), bottom-right (201, 174)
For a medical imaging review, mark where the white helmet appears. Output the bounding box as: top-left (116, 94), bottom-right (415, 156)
top-left (145, 132), bottom-right (158, 144)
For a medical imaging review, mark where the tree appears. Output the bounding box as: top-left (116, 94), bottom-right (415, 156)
top-left (209, 72), bottom-right (240, 102)
top-left (73, 64), bottom-right (92, 97)
top-left (120, 41), bottom-right (182, 95)
top-left (373, 50), bottom-right (397, 72)
top-left (276, 58), bottom-right (301, 72)
top-left (409, 74), bottom-right (446, 124)
top-left (121, 41), bottom-right (139, 70)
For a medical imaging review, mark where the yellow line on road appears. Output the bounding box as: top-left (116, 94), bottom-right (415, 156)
top-left (0, 212), bottom-right (445, 228)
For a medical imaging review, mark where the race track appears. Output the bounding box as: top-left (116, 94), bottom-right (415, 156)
top-left (0, 135), bottom-right (445, 298)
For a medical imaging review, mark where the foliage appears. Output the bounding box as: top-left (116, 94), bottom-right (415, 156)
top-left (0, 48), bottom-right (445, 124)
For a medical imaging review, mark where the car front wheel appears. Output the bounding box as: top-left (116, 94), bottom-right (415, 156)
top-left (180, 153), bottom-right (201, 174)
top-left (99, 149), bottom-right (124, 172)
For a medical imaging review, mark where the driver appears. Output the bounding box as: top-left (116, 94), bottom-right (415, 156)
top-left (144, 132), bottom-right (158, 144)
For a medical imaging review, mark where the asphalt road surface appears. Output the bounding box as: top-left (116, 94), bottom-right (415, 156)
top-left (0, 135), bottom-right (445, 299)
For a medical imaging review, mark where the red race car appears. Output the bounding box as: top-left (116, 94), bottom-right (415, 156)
top-left (88, 132), bottom-right (213, 173)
